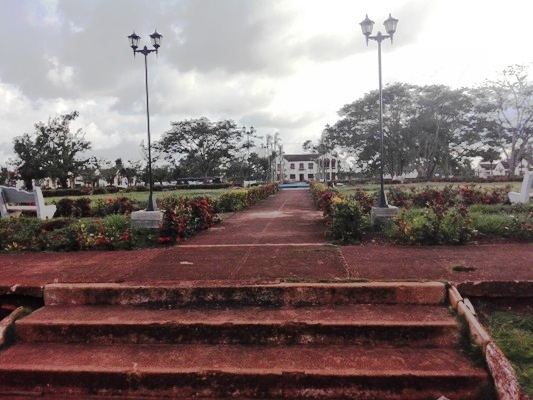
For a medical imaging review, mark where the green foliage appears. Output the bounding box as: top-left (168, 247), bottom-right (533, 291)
top-left (310, 182), bottom-right (340, 217)
top-left (387, 184), bottom-right (512, 208)
top-left (92, 197), bottom-right (136, 217)
top-left (54, 197), bottom-right (92, 218)
top-left (348, 189), bottom-right (375, 213)
top-left (155, 117), bottom-right (244, 179)
top-left (0, 218), bottom-right (43, 252)
top-left (480, 310), bottom-right (533, 397)
top-left (158, 184), bottom-right (276, 245)
top-left (75, 216), bottom-right (132, 250)
top-left (470, 203), bottom-right (533, 240)
top-left (393, 203), bottom-right (472, 245)
top-left (214, 184), bottom-right (278, 213)
top-left (329, 197), bottom-right (368, 243)
top-left (12, 111), bottom-right (91, 189)
top-left (210, 190), bottom-right (246, 212)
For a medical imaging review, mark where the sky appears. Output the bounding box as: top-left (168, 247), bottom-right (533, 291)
top-left (1, 0), bottom-right (532, 167)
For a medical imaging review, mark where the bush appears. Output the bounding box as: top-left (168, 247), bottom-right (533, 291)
top-left (0, 218), bottom-right (43, 252)
top-left (92, 197), bottom-right (137, 217)
top-left (459, 184), bottom-right (511, 206)
top-left (329, 197), bottom-right (368, 243)
top-left (75, 215), bottom-right (132, 250)
top-left (393, 203), bottom-right (472, 245)
top-left (213, 184), bottom-right (278, 213)
top-left (215, 190), bottom-right (249, 212)
top-left (349, 189), bottom-right (375, 213)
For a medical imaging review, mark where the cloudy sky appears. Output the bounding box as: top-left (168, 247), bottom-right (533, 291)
top-left (0, 0), bottom-right (531, 166)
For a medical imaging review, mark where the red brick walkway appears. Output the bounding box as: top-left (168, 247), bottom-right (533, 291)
top-left (0, 189), bottom-right (531, 297)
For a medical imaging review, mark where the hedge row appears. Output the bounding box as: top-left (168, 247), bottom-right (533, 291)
top-left (42, 183), bottom-right (232, 198)
top-left (310, 182), bottom-right (533, 245)
top-left (0, 184), bottom-right (279, 252)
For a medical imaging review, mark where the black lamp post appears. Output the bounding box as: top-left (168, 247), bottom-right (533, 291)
top-left (360, 14), bottom-right (398, 208)
top-left (128, 30), bottom-right (162, 211)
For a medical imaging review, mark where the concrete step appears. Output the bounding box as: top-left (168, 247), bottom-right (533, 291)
top-left (43, 282), bottom-right (447, 308)
top-left (15, 304), bottom-right (459, 346)
top-left (0, 343), bottom-right (490, 399)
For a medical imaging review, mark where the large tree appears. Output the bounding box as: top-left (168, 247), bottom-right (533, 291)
top-left (327, 83), bottom-right (420, 178)
top-left (155, 117), bottom-right (243, 180)
top-left (472, 64), bottom-right (533, 175)
top-left (13, 111), bottom-right (91, 189)
top-left (327, 83), bottom-right (481, 179)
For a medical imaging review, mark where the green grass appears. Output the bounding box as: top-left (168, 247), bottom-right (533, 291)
top-left (335, 181), bottom-right (522, 197)
top-left (479, 308), bottom-right (533, 397)
top-left (45, 188), bottom-right (232, 204)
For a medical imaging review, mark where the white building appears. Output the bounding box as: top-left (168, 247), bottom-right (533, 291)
top-left (474, 159), bottom-right (530, 178)
top-left (277, 154), bottom-right (339, 182)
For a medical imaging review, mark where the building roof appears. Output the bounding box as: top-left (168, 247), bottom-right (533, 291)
top-left (283, 154), bottom-right (320, 162)
top-left (478, 160), bottom-right (509, 170)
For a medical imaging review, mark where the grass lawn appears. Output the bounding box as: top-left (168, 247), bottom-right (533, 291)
top-left (45, 187), bottom-right (234, 205)
top-left (475, 302), bottom-right (533, 397)
top-left (334, 181), bottom-right (520, 197)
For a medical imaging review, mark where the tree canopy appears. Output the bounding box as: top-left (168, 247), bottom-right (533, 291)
top-left (12, 111), bottom-right (92, 189)
top-left (155, 117), bottom-right (244, 180)
top-left (325, 77), bottom-right (533, 179)
top-left (471, 64), bottom-right (533, 173)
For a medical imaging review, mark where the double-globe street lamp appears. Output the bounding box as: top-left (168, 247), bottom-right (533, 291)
top-left (127, 30), bottom-right (162, 211)
top-left (359, 14), bottom-right (398, 208)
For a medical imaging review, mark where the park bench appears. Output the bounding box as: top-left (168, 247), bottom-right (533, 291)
top-left (0, 186), bottom-right (56, 220)
top-left (508, 171), bottom-right (533, 204)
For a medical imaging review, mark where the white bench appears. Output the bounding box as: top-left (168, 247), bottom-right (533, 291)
top-left (508, 172), bottom-right (533, 204)
top-left (0, 186), bottom-right (56, 220)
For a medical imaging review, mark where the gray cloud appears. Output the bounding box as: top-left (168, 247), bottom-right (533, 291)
top-left (0, 0), bottom-right (530, 166)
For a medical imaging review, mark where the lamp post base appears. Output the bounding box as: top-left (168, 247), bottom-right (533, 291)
top-left (131, 210), bottom-right (162, 229)
top-left (371, 205), bottom-right (399, 226)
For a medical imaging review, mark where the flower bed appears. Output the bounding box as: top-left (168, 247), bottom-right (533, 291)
top-left (310, 182), bottom-right (533, 245)
top-left (0, 184), bottom-right (278, 252)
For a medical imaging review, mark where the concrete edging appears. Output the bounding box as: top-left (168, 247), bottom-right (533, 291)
top-left (0, 306), bottom-right (25, 347)
top-left (448, 285), bottom-right (527, 400)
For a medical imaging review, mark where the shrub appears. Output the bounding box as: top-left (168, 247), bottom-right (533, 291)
top-left (159, 207), bottom-right (187, 244)
top-left (411, 185), bottom-right (457, 208)
top-left (387, 186), bottom-right (413, 208)
top-left (470, 213), bottom-right (509, 237)
top-left (53, 197), bottom-right (92, 218)
top-left (393, 203), bottom-right (472, 245)
top-left (0, 218), bottom-right (42, 252)
top-left (459, 184), bottom-right (511, 206)
top-left (215, 190), bottom-right (249, 212)
top-left (158, 195), bottom-right (219, 243)
top-left (92, 197), bottom-right (136, 217)
top-left (329, 197), bottom-right (368, 243)
top-left (213, 184), bottom-right (278, 213)
top-left (75, 216), bottom-right (132, 250)
top-left (505, 213), bottom-right (533, 242)
top-left (349, 189), bottom-right (375, 213)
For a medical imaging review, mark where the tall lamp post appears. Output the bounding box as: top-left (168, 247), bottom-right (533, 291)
top-left (359, 14), bottom-right (398, 208)
top-left (128, 30), bottom-right (162, 211)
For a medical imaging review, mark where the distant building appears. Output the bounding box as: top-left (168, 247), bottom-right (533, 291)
top-left (474, 159), bottom-right (529, 178)
top-left (278, 154), bottom-right (339, 182)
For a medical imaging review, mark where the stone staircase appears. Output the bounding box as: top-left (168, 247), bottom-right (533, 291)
top-left (0, 282), bottom-right (492, 399)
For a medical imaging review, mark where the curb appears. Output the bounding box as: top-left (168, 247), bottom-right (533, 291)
top-left (0, 306), bottom-right (25, 347)
top-left (448, 285), bottom-right (527, 400)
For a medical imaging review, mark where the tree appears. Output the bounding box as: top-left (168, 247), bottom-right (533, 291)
top-left (155, 117), bottom-right (243, 180)
top-left (327, 83), bottom-right (481, 179)
top-left (12, 111), bottom-right (92, 189)
top-left (328, 83), bottom-right (421, 178)
top-left (12, 133), bottom-right (47, 189)
top-left (223, 152), bottom-right (269, 182)
top-left (472, 64), bottom-right (533, 175)
top-left (410, 85), bottom-right (478, 179)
